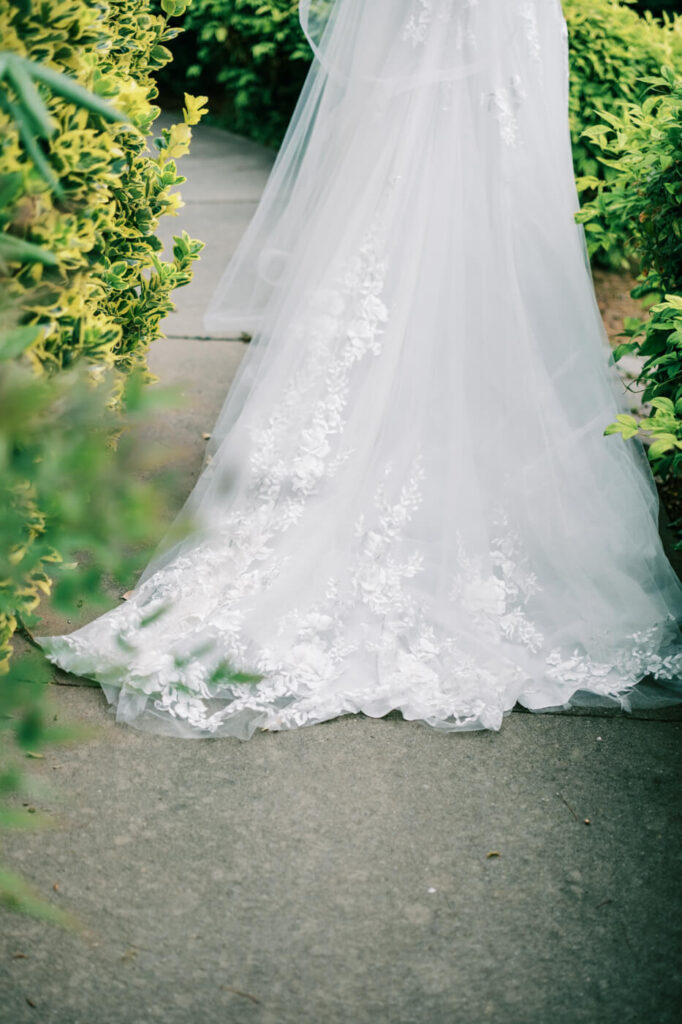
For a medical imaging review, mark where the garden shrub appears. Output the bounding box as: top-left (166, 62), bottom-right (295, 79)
top-left (578, 66), bottom-right (682, 546)
top-left (154, 0), bottom-right (310, 148)
top-left (564, 0), bottom-right (682, 187)
top-left (0, 0), bottom-right (205, 379)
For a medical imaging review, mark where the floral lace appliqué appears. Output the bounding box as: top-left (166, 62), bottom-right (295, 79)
top-left (518, 1), bottom-right (541, 62)
top-left (486, 73), bottom-right (526, 147)
top-left (403, 0), bottom-right (456, 47)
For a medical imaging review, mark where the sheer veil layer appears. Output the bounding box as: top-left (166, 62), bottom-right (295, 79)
top-left (37, 0), bottom-right (682, 738)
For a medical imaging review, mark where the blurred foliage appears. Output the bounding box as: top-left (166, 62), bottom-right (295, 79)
top-left (0, 366), bottom-right (176, 928)
top-left (1, 0), bottom-right (204, 923)
top-left (578, 66), bottom-right (682, 545)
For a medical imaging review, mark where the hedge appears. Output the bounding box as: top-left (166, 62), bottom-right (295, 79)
top-left (578, 66), bottom-right (682, 547)
top-left (565, 0), bottom-right (682, 186)
top-left (153, 0), bottom-right (309, 148)
top-left (0, 0), bottom-right (205, 380)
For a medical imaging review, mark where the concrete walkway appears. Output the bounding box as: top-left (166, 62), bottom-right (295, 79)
top-left (2, 119), bottom-right (681, 1024)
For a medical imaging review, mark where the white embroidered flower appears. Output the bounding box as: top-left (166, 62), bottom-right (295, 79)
top-left (545, 650), bottom-right (612, 687)
top-left (489, 87), bottom-right (519, 147)
top-left (363, 530), bottom-right (388, 558)
top-left (403, 0), bottom-right (455, 47)
top-left (518, 2), bottom-right (541, 62)
top-left (395, 649), bottom-right (440, 686)
top-left (299, 429), bottom-right (332, 460)
top-left (291, 454), bottom-right (327, 491)
top-left (411, 630), bottom-right (440, 659)
top-left (289, 642), bottom-right (335, 684)
top-left (356, 565), bottom-right (389, 601)
top-left (362, 294), bottom-right (389, 323)
top-left (499, 610), bottom-right (544, 653)
top-left (130, 650), bottom-right (176, 688)
top-left (212, 606), bottom-right (245, 638)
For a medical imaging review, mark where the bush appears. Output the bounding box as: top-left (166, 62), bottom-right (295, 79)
top-left (578, 66), bottom-right (682, 546)
top-left (564, 0), bottom-right (682, 187)
top-left (0, 0), bottom-right (205, 379)
top-left (154, 0), bottom-right (309, 148)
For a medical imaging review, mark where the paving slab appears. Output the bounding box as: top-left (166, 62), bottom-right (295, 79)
top-left (155, 113), bottom-right (275, 340)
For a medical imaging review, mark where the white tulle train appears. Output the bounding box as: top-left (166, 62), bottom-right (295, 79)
top-left (36, 0), bottom-right (682, 738)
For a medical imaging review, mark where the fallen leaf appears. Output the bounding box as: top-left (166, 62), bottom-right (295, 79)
top-left (557, 792), bottom-right (580, 822)
top-left (13, 953), bottom-right (27, 959)
top-left (220, 986), bottom-right (262, 1006)
top-left (26, 997), bottom-right (36, 1008)
top-left (120, 949), bottom-right (138, 962)
top-left (53, 883), bottom-right (59, 892)
top-left (25, 752), bottom-right (44, 760)
top-left (487, 851), bottom-right (501, 858)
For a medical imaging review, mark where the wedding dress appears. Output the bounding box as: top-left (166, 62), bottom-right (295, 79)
top-left (36, 0), bottom-right (682, 739)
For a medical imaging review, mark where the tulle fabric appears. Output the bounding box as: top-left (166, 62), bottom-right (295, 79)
top-left (36, 0), bottom-right (682, 739)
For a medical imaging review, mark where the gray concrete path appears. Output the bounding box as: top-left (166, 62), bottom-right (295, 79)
top-left (2, 119), bottom-right (681, 1024)
top-left (156, 115), bottom-right (274, 340)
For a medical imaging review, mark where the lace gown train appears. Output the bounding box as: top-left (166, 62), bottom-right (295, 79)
top-left (36, 0), bottom-right (682, 738)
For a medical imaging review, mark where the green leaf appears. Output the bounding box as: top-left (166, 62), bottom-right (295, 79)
top-left (0, 867), bottom-right (79, 930)
top-left (0, 808), bottom-right (51, 829)
top-left (648, 437), bottom-right (678, 459)
top-left (5, 56), bottom-right (55, 138)
top-left (0, 325), bottom-right (42, 361)
top-left (0, 91), bottom-right (64, 196)
top-left (26, 59), bottom-right (130, 125)
top-left (649, 397), bottom-right (675, 414)
top-left (229, 672), bottom-right (263, 685)
top-left (615, 413), bottom-right (639, 429)
top-left (0, 171), bottom-right (23, 208)
top-left (612, 342), bottom-right (639, 361)
top-left (0, 233), bottom-right (58, 266)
